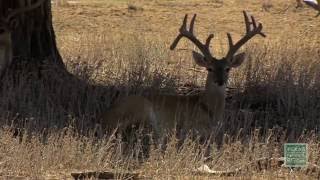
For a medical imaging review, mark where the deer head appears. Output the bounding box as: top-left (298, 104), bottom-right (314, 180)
top-left (170, 11), bottom-right (266, 86)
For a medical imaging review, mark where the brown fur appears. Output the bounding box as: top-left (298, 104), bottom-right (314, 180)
top-left (100, 11), bottom-right (264, 140)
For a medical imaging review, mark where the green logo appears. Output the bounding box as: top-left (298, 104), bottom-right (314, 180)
top-left (284, 143), bottom-right (308, 167)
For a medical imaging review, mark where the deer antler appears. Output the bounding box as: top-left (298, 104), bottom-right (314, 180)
top-left (225, 11), bottom-right (266, 60)
top-left (170, 14), bottom-right (214, 59)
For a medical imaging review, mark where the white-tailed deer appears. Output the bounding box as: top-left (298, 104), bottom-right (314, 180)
top-left (101, 11), bottom-right (265, 139)
top-left (0, 0), bottom-right (46, 77)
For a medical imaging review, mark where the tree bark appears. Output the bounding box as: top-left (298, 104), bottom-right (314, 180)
top-left (0, 0), bottom-right (112, 133)
top-left (0, 0), bottom-right (79, 130)
top-left (1, 0), bottom-right (65, 72)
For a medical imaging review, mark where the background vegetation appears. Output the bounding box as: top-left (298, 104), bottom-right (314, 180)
top-left (0, 0), bottom-right (319, 179)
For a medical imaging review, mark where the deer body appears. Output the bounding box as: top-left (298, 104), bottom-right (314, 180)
top-left (100, 95), bottom-right (158, 134)
top-left (101, 88), bottom-right (225, 138)
top-left (144, 77), bottom-right (227, 137)
top-left (101, 11), bottom-right (265, 139)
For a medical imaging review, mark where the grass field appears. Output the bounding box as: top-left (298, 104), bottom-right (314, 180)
top-left (0, 0), bottom-right (320, 179)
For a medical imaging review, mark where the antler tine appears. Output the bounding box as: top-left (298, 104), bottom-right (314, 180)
top-left (205, 34), bottom-right (214, 48)
top-left (225, 11), bottom-right (266, 60)
top-left (251, 15), bottom-right (257, 28)
top-left (227, 33), bottom-right (233, 49)
top-left (170, 14), bottom-right (213, 58)
top-left (243, 11), bottom-right (251, 34)
top-left (181, 14), bottom-right (188, 31)
top-left (5, 0), bottom-right (46, 22)
top-left (170, 14), bottom-right (195, 50)
top-left (189, 14), bottom-right (196, 34)
top-left (170, 14), bottom-right (188, 50)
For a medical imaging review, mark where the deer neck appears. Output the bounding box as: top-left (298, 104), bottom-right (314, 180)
top-left (200, 74), bottom-right (226, 122)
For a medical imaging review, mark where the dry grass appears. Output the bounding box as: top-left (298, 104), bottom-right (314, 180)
top-left (0, 0), bottom-right (320, 179)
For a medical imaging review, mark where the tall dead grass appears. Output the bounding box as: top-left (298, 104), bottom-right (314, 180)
top-left (0, 31), bottom-right (319, 178)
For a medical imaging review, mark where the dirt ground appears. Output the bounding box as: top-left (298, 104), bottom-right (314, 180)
top-left (53, 0), bottom-right (320, 47)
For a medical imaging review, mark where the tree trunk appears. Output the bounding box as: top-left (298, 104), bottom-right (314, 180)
top-left (1, 0), bottom-right (65, 75)
top-left (0, 0), bottom-right (81, 130)
top-left (0, 0), bottom-right (112, 133)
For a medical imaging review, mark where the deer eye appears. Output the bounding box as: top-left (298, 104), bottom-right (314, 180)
top-left (225, 68), bottom-right (230, 72)
top-left (207, 68), bottom-right (213, 72)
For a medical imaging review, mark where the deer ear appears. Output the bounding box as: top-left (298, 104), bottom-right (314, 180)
top-left (230, 52), bottom-right (246, 68)
top-left (192, 51), bottom-right (208, 67)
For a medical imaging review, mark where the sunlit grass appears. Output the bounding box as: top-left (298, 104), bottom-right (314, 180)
top-left (0, 0), bottom-right (320, 179)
